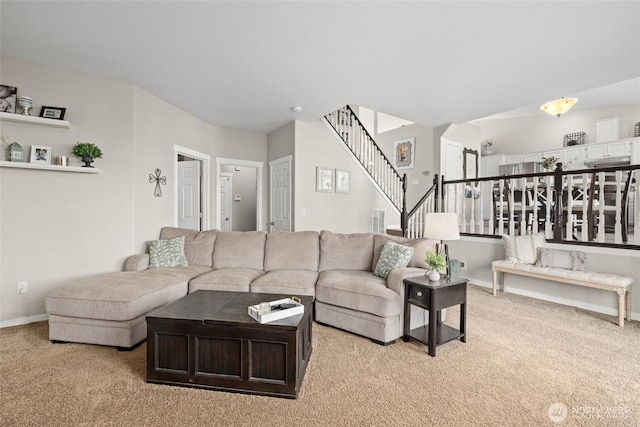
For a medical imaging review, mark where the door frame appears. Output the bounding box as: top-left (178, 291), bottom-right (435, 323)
top-left (174, 145), bottom-right (211, 230)
top-left (269, 155), bottom-right (292, 232)
top-left (216, 157), bottom-right (263, 231)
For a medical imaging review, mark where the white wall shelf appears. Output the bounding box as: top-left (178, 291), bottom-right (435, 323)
top-left (0, 161), bottom-right (99, 173)
top-left (0, 112), bottom-right (71, 128)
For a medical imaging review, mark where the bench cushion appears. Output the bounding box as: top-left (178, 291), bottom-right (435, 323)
top-left (492, 260), bottom-right (633, 288)
top-left (45, 265), bottom-right (211, 321)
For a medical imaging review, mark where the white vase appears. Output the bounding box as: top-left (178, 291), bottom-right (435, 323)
top-left (428, 270), bottom-right (441, 282)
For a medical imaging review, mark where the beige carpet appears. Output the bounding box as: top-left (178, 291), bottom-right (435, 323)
top-left (1, 285), bottom-right (638, 426)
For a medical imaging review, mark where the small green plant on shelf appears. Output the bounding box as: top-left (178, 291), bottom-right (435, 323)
top-left (541, 156), bottom-right (558, 171)
top-left (71, 142), bottom-right (103, 159)
top-left (424, 249), bottom-right (447, 273)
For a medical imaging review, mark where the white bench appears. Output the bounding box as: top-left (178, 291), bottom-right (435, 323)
top-left (491, 260), bottom-right (633, 326)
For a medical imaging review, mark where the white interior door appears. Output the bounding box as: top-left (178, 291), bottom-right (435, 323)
top-left (177, 160), bottom-right (201, 230)
top-left (220, 173), bottom-right (232, 232)
top-left (269, 156), bottom-right (292, 232)
top-left (442, 140), bottom-right (464, 213)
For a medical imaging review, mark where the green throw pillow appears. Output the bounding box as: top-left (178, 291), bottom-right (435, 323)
top-left (373, 241), bottom-right (413, 279)
top-left (148, 236), bottom-right (188, 269)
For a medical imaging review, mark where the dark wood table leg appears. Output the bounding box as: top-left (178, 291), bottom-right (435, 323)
top-left (403, 286), bottom-right (410, 342)
top-left (460, 302), bottom-right (467, 343)
top-left (428, 306), bottom-right (437, 357)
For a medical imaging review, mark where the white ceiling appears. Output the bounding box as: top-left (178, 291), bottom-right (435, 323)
top-left (1, 1), bottom-right (639, 133)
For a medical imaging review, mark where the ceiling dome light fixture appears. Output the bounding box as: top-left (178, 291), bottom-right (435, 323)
top-left (540, 97), bottom-right (578, 118)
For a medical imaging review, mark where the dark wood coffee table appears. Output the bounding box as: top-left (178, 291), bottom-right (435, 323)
top-left (146, 290), bottom-right (313, 399)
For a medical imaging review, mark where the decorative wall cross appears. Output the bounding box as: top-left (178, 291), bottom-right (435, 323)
top-left (149, 168), bottom-right (166, 197)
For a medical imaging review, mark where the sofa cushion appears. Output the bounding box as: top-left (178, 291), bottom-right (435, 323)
top-left (319, 231), bottom-right (374, 272)
top-left (45, 265), bottom-right (211, 321)
top-left (535, 248), bottom-right (587, 271)
top-left (502, 232), bottom-right (546, 264)
top-left (160, 227), bottom-right (217, 268)
top-left (188, 268), bottom-right (264, 293)
top-left (373, 242), bottom-right (413, 279)
top-left (373, 234), bottom-right (436, 270)
top-left (316, 270), bottom-right (401, 317)
top-left (264, 231), bottom-right (319, 271)
top-left (213, 231), bottom-right (266, 270)
top-left (250, 270), bottom-right (318, 297)
top-left (148, 236), bottom-right (188, 268)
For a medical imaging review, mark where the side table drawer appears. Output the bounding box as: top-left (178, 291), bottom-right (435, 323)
top-left (408, 285), bottom-right (430, 307)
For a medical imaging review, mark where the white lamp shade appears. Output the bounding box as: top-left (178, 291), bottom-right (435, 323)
top-left (424, 213), bottom-right (460, 241)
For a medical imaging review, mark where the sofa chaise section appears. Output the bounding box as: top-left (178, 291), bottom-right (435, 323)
top-left (46, 265), bottom-right (211, 349)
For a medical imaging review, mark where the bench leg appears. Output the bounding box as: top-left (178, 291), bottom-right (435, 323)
top-left (492, 270), bottom-right (497, 296)
top-left (626, 288), bottom-right (632, 321)
top-left (617, 290), bottom-right (625, 327)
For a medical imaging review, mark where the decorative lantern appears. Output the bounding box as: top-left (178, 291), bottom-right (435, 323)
top-left (8, 142), bottom-right (24, 162)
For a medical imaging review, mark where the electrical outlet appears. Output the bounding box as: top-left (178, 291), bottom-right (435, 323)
top-left (18, 281), bottom-right (28, 295)
top-left (459, 260), bottom-right (467, 269)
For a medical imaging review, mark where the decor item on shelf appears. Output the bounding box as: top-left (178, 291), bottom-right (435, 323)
top-left (540, 97), bottom-right (578, 118)
top-left (423, 212), bottom-right (460, 278)
top-left (8, 141), bottom-right (24, 162)
top-left (149, 168), bottom-right (167, 197)
top-left (424, 249), bottom-right (446, 281)
top-left (0, 133), bottom-right (10, 161)
top-left (18, 96), bottom-right (32, 115)
top-left (39, 106), bottom-right (66, 120)
top-left (0, 84), bottom-right (17, 113)
top-left (394, 138), bottom-right (415, 170)
top-left (541, 156), bottom-right (558, 171)
top-left (30, 145), bottom-right (52, 164)
top-left (563, 131), bottom-right (588, 146)
top-left (635, 122), bottom-right (640, 138)
top-left (481, 139), bottom-right (494, 155)
top-left (71, 141), bottom-right (103, 168)
top-left (56, 156), bottom-right (69, 166)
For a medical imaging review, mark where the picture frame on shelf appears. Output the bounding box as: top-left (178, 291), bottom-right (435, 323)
top-left (30, 145), bottom-right (52, 164)
top-left (335, 169), bottom-right (351, 193)
top-left (39, 106), bottom-right (66, 120)
top-left (316, 167), bottom-right (333, 192)
top-left (394, 138), bottom-right (415, 170)
top-left (0, 84), bottom-right (18, 114)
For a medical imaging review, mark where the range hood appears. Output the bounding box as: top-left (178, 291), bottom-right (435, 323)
top-left (584, 155), bottom-right (631, 167)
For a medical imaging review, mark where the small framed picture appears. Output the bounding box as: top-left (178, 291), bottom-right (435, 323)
top-left (316, 167), bottom-right (334, 192)
top-left (336, 169), bottom-right (351, 193)
top-left (30, 145), bottom-right (52, 164)
top-left (0, 84), bottom-right (18, 113)
top-left (39, 106), bottom-right (66, 120)
top-left (394, 138), bottom-right (415, 170)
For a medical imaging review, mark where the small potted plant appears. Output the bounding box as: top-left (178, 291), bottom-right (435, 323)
top-left (71, 142), bottom-right (103, 168)
top-left (424, 249), bottom-right (447, 281)
top-left (481, 139), bottom-right (494, 155)
top-left (541, 156), bottom-right (558, 171)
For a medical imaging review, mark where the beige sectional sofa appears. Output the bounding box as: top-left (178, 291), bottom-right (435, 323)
top-left (45, 227), bottom-right (435, 349)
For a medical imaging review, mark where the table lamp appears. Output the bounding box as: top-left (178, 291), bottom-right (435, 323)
top-left (423, 213), bottom-right (460, 277)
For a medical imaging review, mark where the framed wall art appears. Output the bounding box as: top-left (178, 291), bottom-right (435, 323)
top-left (0, 84), bottom-right (17, 113)
top-left (39, 106), bottom-right (66, 120)
top-left (316, 167), bottom-right (333, 192)
top-left (335, 169), bottom-right (351, 193)
top-left (394, 138), bottom-right (415, 170)
top-left (30, 145), bottom-right (52, 164)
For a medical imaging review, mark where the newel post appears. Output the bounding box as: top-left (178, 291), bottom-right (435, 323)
top-left (401, 174), bottom-right (408, 237)
top-left (553, 163), bottom-right (564, 242)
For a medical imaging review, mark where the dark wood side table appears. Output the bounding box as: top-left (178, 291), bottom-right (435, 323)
top-left (403, 276), bottom-right (468, 357)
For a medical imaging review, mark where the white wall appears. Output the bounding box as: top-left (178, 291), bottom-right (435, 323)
top-left (450, 237), bottom-right (640, 321)
top-left (293, 119), bottom-right (399, 232)
top-left (0, 57), bottom-right (268, 325)
top-left (474, 106), bottom-right (640, 155)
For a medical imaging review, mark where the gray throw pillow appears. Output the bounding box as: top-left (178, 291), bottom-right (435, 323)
top-left (535, 248), bottom-right (586, 271)
top-left (373, 242), bottom-right (413, 279)
top-left (148, 236), bottom-right (188, 269)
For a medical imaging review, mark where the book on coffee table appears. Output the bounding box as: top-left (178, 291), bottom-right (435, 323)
top-left (248, 297), bottom-right (304, 324)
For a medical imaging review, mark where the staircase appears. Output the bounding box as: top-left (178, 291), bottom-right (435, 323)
top-left (323, 105), bottom-right (438, 237)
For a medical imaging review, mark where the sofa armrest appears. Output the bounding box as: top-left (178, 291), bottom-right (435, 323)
top-left (386, 267), bottom-right (427, 295)
top-left (124, 254), bottom-right (149, 271)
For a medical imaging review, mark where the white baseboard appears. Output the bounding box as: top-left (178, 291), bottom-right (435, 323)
top-left (470, 280), bottom-right (639, 322)
top-left (0, 313), bottom-right (48, 329)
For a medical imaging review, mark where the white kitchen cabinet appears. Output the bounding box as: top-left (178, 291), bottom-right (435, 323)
top-left (633, 139), bottom-right (640, 165)
top-left (586, 140), bottom-right (631, 159)
top-left (563, 146), bottom-right (587, 170)
top-left (505, 154), bottom-right (523, 165)
top-left (523, 152), bottom-right (541, 163)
